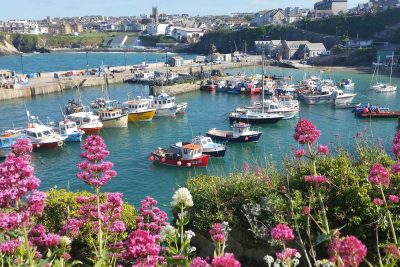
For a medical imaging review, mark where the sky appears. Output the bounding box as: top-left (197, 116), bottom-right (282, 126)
top-left (1, 0), bottom-right (367, 20)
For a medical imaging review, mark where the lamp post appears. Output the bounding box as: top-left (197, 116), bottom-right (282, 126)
top-left (20, 54), bottom-right (24, 74)
top-left (85, 51), bottom-right (89, 71)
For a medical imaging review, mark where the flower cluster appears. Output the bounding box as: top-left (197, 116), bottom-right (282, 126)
top-left (209, 223), bottom-right (226, 243)
top-left (317, 145), bottom-right (329, 155)
top-left (389, 195), bottom-right (399, 204)
top-left (271, 224), bottom-right (295, 241)
top-left (0, 239), bottom-right (22, 254)
top-left (123, 229), bottom-right (161, 266)
top-left (60, 218), bottom-right (84, 239)
top-left (304, 175), bottom-right (327, 184)
top-left (328, 235), bottom-right (367, 267)
top-left (190, 257), bottom-right (210, 267)
top-left (77, 135), bottom-right (117, 188)
top-left (372, 198), bottom-right (384, 206)
top-left (137, 196), bottom-right (168, 235)
top-left (29, 224), bottom-right (61, 248)
top-left (11, 138), bottom-right (33, 156)
top-left (211, 253), bottom-right (241, 267)
top-left (368, 163), bottom-right (390, 188)
top-left (393, 130), bottom-right (400, 159)
top-left (385, 243), bottom-right (400, 259)
top-left (275, 248), bottom-right (299, 261)
top-left (293, 149), bottom-right (306, 158)
top-left (294, 119), bottom-right (321, 145)
top-left (171, 187), bottom-right (194, 208)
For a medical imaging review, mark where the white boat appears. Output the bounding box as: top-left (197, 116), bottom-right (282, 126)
top-left (240, 98), bottom-right (299, 120)
top-left (298, 87), bottom-right (335, 105)
top-left (338, 79), bottom-right (355, 89)
top-left (146, 94), bottom-right (188, 117)
top-left (333, 90), bottom-right (357, 105)
top-left (24, 116), bottom-right (65, 149)
top-left (375, 84), bottom-right (397, 93)
top-left (56, 119), bottom-right (84, 142)
top-left (66, 112), bottom-right (103, 135)
top-left (191, 136), bottom-right (226, 157)
top-left (134, 71), bottom-right (154, 82)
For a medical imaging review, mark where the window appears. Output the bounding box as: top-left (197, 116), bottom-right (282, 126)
top-left (163, 101), bottom-right (166, 104)
top-left (43, 131), bottom-right (51, 135)
top-left (202, 140), bottom-right (207, 145)
top-left (37, 132), bottom-right (42, 137)
top-left (83, 118), bottom-right (90, 123)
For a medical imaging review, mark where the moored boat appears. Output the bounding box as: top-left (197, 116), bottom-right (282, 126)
top-left (147, 94), bottom-right (188, 117)
top-left (229, 109), bottom-right (284, 124)
top-left (191, 136), bottom-right (226, 157)
top-left (66, 112), bottom-right (103, 134)
top-left (124, 98), bottom-right (156, 122)
top-left (56, 119), bottom-right (84, 142)
top-left (0, 130), bottom-right (26, 157)
top-left (24, 116), bottom-right (65, 149)
top-left (333, 90), bottom-right (357, 105)
top-left (353, 105), bottom-right (400, 118)
top-left (150, 143), bottom-right (209, 167)
top-left (207, 122), bottom-right (262, 143)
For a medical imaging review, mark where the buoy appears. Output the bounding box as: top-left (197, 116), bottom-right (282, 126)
top-left (245, 136), bottom-right (249, 141)
top-left (187, 162), bottom-right (191, 167)
top-left (177, 161), bottom-right (182, 166)
top-left (161, 158), bottom-right (166, 163)
top-left (149, 156), bottom-right (155, 161)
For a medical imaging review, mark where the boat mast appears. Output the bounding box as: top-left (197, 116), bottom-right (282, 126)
top-left (261, 51), bottom-right (265, 113)
top-left (390, 52), bottom-right (394, 85)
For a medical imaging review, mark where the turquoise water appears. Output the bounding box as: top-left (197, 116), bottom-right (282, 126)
top-left (0, 57), bottom-right (399, 208)
top-left (0, 52), bottom-right (195, 73)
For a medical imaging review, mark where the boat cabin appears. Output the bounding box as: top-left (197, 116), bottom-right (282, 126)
top-left (192, 136), bottom-right (213, 147)
top-left (124, 99), bottom-right (152, 113)
top-left (98, 108), bottom-right (123, 120)
top-left (231, 122), bottom-right (251, 137)
top-left (58, 120), bottom-right (79, 136)
top-left (148, 94), bottom-right (176, 109)
top-left (181, 144), bottom-right (203, 160)
top-left (67, 112), bottom-right (101, 126)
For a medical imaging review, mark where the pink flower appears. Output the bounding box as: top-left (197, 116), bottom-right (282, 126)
top-left (26, 191), bottom-right (46, 216)
top-left (372, 198), bottom-right (384, 206)
top-left (209, 223), bottom-right (225, 243)
top-left (304, 175), bottom-right (327, 183)
top-left (293, 149), bottom-right (306, 158)
top-left (243, 161), bottom-right (249, 173)
top-left (110, 220), bottom-right (126, 233)
top-left (389, 195), bottom-right (399, 204)
top-left (328, 235), bottom-right (367, 267)
top-left (136, 196), bottom-right (168, 236)
top-left (29, 225), bottom-right (61, 248)
top-left (368, 163), bottom-right (390, 188)
top-left (123, 229), bottom-right (160, 264)
top-left (276, 248), bottom-right (298, 261)
top-left (302, 206), bottom-right (311, 216)
top-left (263, 175), bottom-right (270, 184)
top-left (253, 164), bottom-right (260, 176)
top-left (317, 145), bottom-right (329, 155)
top-left (77, 135), bottom-right (116, 188)
top-left (271, 224), bottom-right (295, 241)
top-left (60, 218), bottom-right (83, 239)
top-left (355, 132), bottom-right (362, 138)
top-left (211, 253), bottom-right (241, 267)
top-left (0, 239), bottom-right (21, 254)
top-left (294, 119), bottom-right (321, 145)
top-left (393, 130), bottom-right (400, 159)
top-left (62, 253), bottom-right (72, 261)
top-left (190, 257), bottom-right (210, 267)
top-left (391, 163), bottom-right (400, 175)
top-left (385, 243), bottom-right (400, 259)
top-left (11, 138), bottom-right (33, 156)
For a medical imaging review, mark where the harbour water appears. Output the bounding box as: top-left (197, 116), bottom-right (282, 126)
top-left (0, 53), bottom-right (399, 208)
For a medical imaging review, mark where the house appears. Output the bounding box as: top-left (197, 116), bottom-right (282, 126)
top-left (208, 53), bottom-right (224, 62)
top-left (303, 43), bottom-right (327, 58)
top-left (123, 37), bottom-right (142, 48)
top-left (314, 0), bottom-right (348, 18)
top-left (167, 56), bottom-right (184, 67)
top-left (343, 39), bottom-right (373, 49)
top-left (255, 40), bottom-right (282, 57)
top-left (223, 54), bottom-right (232, 62)
top-left (281, 40), bottom-right (311, 59)
top-left (252, 9), bottom-right (287, 26)
top-left (171, 27), bottom-right (205, 43)
top-left (146, 23), bottom-right (169, 35)
top-left (103, 35), bottom-right (128, 48)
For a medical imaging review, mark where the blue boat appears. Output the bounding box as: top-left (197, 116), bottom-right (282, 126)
top-left (0, 130), bottom-right (26, 157)
top-left (54, 119), bottom-right (84, 142)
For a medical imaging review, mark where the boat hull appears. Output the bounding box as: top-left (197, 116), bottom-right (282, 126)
top-left (207, 133), bottom-right (262, 143)
top-left (128, 110), bottom-right (156, 122)
top-left (203, 148), bottom-right (226, 158)
top-left (229, 116), bottom-right (282, 124)
top-left (355, 112), bottom-right (400, 118)
top-left (102, 114), bottom-right (128, 128)
top-left (150, 154), bottom-right (209, 167)
top-left (64, 133), bottom-right (83, 142)
top-left (80, 127), bottom-right (102, 135)
top-left (155, 108), bottom-right (177, 117)
top-left (335, 95), bottom-right (356, 105)
top-left (32, 141), bottom-right (63, 149)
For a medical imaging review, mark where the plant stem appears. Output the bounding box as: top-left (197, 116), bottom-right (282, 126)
top-left (23, 226), bottom-right (35, 267)
top-left (380, 186), bottom-right (398, 245)
top-left (96, 186), bottom-right (104, 259)
top-left (180, 204), bottom-right (184, 251)
top-left (317, 191), bottom-right (330, 234)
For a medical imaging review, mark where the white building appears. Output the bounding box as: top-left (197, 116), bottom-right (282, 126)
top-left (146, 23), bottom-right (169, 35)
top-left (171, 27), bottom-right (205, 43)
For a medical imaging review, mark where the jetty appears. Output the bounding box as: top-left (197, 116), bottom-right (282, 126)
top-left (0, 56), bottom-right (262, 101)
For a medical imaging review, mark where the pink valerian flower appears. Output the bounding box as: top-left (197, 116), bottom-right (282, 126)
top-left (0, 153), bottom-right (40, 209)
top-left (62, 253), bottom-right (72, 261)
top-left (28, 224), bottom-right (61, 248)
top-left (253, 164), bottom-right (261, 176)
top-left (294, 119), bottom-right (321, 145)
top-left (368, 163), bottom-right (390, 188)
top-left (263, 175), bottom-right (270, 184)
top-left (243, 161), bottom-right (249, 173)
top-left (317, 145), bottom-right (329, 155)
top-left (389, 195), bottom-right (399, 204)
top-left (136, 196), bottom-right (168, 236)
top-left (328, 235), bottom-right (367, 267)
top-left (293, 149), bottom-right (306, 158)
top-left (276, 248), bottom-right (298, 261)
top-left (0, 239), bottom-right (22, 254)
top-left (110, 220), bottom-right (126, 233)
top-left (385, 243), bottom-right (400, 259)
top-left (372, 198), bottom-right (384, 206)
top-left (281, 186), bottom-right (287, 193)
top-left (209, 223), bottom-right (225, 243)
top-left (391, 163), bottom-right (400, 175)
top-left (304, 175), bottom-right (327, 184)
top-left (123, 229), bottom-right (160, 264)
top-left (11, 138), bottom-right (33, 156)
top-left (271, 224), bottom-right (295, 241)
top-left (60, 218), bottom-right (84, 239)
top-left (26, 191), bottom-right (46, 216)
top-left (355, 132), bottom-right (363, 138)
top-left (211, 253), bottom-right (241, 267)
top-left (77, 135), bottom-right (116, 188)
top-left (190, 257), bottom-right (210, 267)
top-left (0, 211), bottom-right (30, 231)
top-left (393, 130), bottom-right (400, 159)
top-left (302, 206), bottom-right (311, 216)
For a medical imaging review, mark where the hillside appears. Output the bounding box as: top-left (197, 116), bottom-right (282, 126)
top-left (0, 34), bottom-right (20, 55)
top-left (298, 8), bottom-right (400, 43)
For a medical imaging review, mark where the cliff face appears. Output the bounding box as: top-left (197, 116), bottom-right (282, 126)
top-left (0, 36), bottom-right (20, 56)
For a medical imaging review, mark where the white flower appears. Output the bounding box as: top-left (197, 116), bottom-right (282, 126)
top-left (171, 187), bottom-right (194, 208)
top-left (316, 260), bottom-right (334, 267)
top-left (187, 246), bottom-right (197, 253)
top-left (295, 252), bottom-right (301, 259)
top-left (264, 255), bottom-right (275, 266)
top-left (184, 230), bottom-right (196, 240)
top-left (292, 259), bottom-right (300, 266)
top-left (160, 224), bottom-right (177, 241)
top-left (60, 236), bottom-right (71, 246)
top-left (273, 261), bottom-right (281, 267)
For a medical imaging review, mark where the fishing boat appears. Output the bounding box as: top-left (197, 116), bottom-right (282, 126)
top-left (240, 98), bottom-right (299, 120)
top-left (338, 79), bottom-right (355, 89)
top-left (207, 122), bottom-right (262, 143)
top-left (65, 84), bottom-right (84, 115)
top-left (298, 88), bottom-right (335, 105)
top-left (200, 81), bottom-right (216, 92)
top-left (190, 136), bottom-right (226, 157)
top-left (333, 90), bottom-right (357, 105)
top-left (150, 143), bottom-right (209, 167)
top-left (55, 119), bottom-right (84, 142)
top-left (66, 112), bottom-right (103, 135)
top-left (0, 130), bottom-right (26, 157)
top-left (124, 97), bottom-right (156, 122)
top-left (352, 105), bottom-right (400, 118)
top-left (147, 94), bottom-right (188, 117)
top-left (24, 116), bottom-right (65, 149)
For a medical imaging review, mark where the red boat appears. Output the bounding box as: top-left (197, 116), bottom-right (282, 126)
top-left (200, 83), bottom-right (216, 92)
top-left (353, 106), bottom-right (400, 118)
top-left (150, 143), bottom-right (209, 167)
top-left (246, 84), bottom-right (261, 95)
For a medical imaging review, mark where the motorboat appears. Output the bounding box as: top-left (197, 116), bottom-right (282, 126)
top-left (333, 90), bottom-right (357, 105)
top-left (374, 84), bottom-right (397, 93)
top-left (338, 79), bottom-right (355, 89)
top-left (298, 87), bottom-right (335, 105)
top-left (150, 143), bottom-right (209, 167)
top-left (55, 119), bottom-right (84, 142)
top-left (240, 98), bottom-right (299, 120)
top-left (207, 122), bottom-right (262, 143)
top-left (24, 116), bottom-right (65, 149)
top-left (123, 97), bottom-right (156, 122)
top-left (96, 106), bottom-right (128, 128)
top-left (0, 130), bottom-right (26, 157)
top-left (66, 112), bottom-right (103, 135)
top-left (353, 105), bottom-right (400, 118)
top-left (229, 109), bottom-right (284, 124)
top-left (191, 136), bottom-right (226, 157)
top-left (147, 94), bottom-right (187, 117)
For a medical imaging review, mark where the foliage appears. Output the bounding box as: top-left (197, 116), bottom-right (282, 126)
top-left (12, 34), bottom-right (39, 52)
top-left (140, 35), bottom-right (176, 46)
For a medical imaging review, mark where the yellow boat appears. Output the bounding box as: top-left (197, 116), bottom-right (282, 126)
top-left (124, 99), bottom-right (156, 122)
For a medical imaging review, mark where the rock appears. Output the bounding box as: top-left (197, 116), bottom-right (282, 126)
top-left (0, 38), bottom-right (20, 56)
